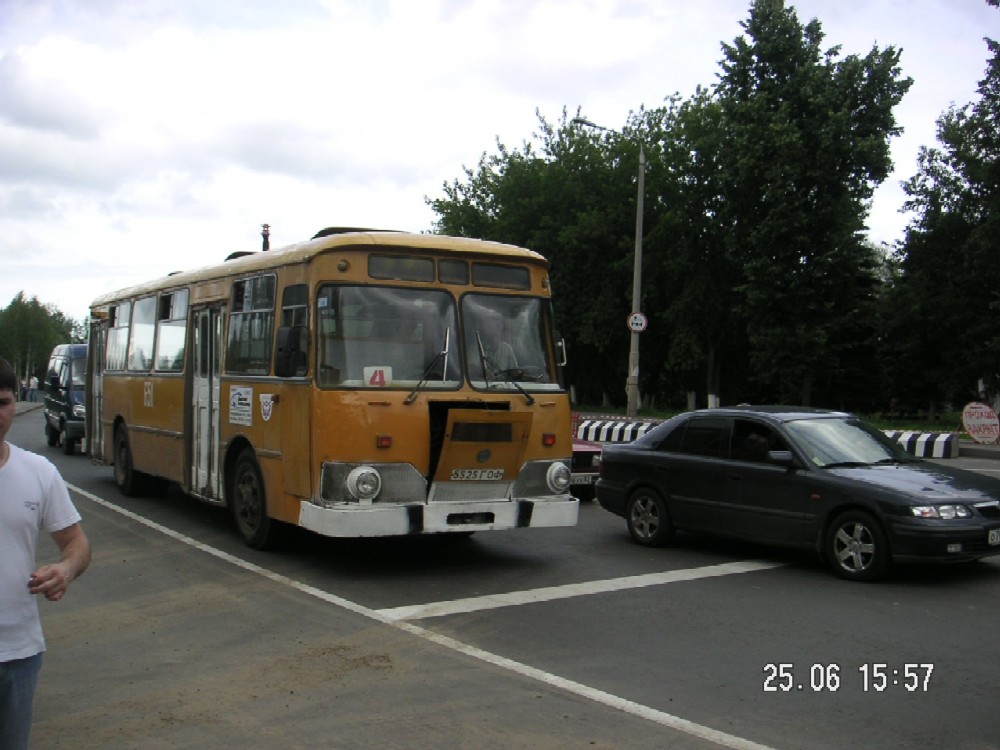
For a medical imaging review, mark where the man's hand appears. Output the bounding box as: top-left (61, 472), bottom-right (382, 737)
top-left (29, 522), bottom-right (91, 602)
top-left (28, 563), bottom-right (74, 602)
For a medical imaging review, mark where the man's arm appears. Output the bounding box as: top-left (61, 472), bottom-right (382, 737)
top-left (30, 523), bottom-right (91, 602)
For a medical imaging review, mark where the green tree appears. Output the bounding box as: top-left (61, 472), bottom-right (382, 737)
top-left (890, 28), bottom-right (1000, 408)
top-left (0, 292), bottom-right (80, 386)
top-left (429, 0), bottom-right (914, 412)
top-left (713, 0), bottom-right (911, 405)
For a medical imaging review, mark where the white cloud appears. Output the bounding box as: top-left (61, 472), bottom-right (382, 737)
top-left (0, 0), bottom-right (996, 320)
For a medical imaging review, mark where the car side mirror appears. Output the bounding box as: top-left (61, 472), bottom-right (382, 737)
top-left (767, 450), bottom-right (796, 466)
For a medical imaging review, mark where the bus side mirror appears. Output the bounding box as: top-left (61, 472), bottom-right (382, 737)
top-left (554, 332), bottom-right (567, 367)
top-left (275, 325), bottom-right (308, 378)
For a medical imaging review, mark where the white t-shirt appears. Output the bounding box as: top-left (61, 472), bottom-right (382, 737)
top-left (0, 443), bottom-right (82, 661)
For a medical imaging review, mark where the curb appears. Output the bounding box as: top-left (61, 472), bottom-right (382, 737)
top-left (15, 401), bottom-right (44, 416)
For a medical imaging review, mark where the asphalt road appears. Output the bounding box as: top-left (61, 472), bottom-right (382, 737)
top-left (10, 404), bottom-right (1000, 750)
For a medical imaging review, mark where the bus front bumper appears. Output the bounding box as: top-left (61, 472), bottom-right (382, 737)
top-left (299, 496), bottom-right (579, 537)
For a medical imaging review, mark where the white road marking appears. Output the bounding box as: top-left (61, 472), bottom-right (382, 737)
top-left (69, 483), bottom-right (782, 750)
top-left (377, 560), bottom-right (785, 621)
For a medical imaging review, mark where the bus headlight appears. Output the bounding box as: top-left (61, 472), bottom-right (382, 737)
top-left (346, 466), bottom-right (382, 502)
top-left (546, 461), bottom-right (572, 494)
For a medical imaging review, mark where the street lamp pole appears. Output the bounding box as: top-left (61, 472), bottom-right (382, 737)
top-left (571, 117), bottom-right (645, 417)
top-left (627, 144), bottom-right (644, 418)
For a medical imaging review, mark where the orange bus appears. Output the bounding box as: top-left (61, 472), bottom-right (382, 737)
top-left (86, 228), bottom-right (578, 548)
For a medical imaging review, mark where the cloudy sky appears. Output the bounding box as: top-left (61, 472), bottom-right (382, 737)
top-left (1, 0), bottom-right (996, 321)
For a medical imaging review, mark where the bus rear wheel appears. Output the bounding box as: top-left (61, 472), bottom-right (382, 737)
top-left (231, 449), bottom-right (276, 550)
top-left (114, 426), bottom-right (148, 497)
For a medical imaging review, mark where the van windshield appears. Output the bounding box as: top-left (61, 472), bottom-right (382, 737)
top-left (71, 357), bottom-right (87, 388)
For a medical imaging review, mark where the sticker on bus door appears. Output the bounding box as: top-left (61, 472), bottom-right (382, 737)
top-left (230, 386), bottom-right (253, 426)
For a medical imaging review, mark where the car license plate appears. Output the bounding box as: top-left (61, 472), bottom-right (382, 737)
top-left (989, 529), bottom-right (1000, 546)
top-left (450, 468), bottom-right (505, 481)
top-left (571, 474), bottom-right (595, 485)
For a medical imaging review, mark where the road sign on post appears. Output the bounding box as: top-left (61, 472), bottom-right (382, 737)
top-left (627, 312), bottom-right (647, 333)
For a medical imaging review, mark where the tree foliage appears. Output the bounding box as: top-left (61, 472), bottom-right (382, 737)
top-left (0, 292), bottom-right (82, 384)
top-left (428, 0), bottom-right (912, 411)
top-left (888, 30), bottom-right (1000, 409)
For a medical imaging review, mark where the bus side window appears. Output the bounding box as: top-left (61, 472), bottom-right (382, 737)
top-left (275, 325), bottom-right (308, 378)
top-left (277, 284), bottom-right (309, 377)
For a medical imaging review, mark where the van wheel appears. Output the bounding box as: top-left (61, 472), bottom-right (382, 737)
top-left (114, 426), bottom-right (147, 497)
top-left (231, 449), bottom-right (276, 550)
top-left (45, 422), bottom-right (58, 446)
top-left (61, 425), bottom-right (75, 455)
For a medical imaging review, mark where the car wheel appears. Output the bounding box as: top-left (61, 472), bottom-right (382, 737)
top-left (230, 449), bottom-right (276, 550)
top-left (826, 510), bottom-right (890, 582)
top-left (45, 421), bottom-right (58, 446)
top-left (626, 489), bottom-right (675, 547)
top-left (114, 426), bottom-right (147, 497)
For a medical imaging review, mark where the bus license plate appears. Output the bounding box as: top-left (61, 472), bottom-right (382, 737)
top-left (989, 529), bottom-right (1000, 546)
top-left (450, 468), bottom-right (505, 481)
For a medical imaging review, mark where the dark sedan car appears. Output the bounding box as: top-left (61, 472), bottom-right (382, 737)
top-left (596, 406), bottom-right (1000, 581)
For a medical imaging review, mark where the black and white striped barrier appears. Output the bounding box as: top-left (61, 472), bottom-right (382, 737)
top-left (575, 419), bottom-right (657, 443)
top-left (576, 419), bottom-right (960, 459)
top-left (883, 431), bottom-right (959, 459)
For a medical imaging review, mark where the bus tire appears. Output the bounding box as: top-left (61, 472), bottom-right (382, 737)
top-left (231, 449), bottom-right (275, 550)
top-left (114, 425), bottom-right (148, 497)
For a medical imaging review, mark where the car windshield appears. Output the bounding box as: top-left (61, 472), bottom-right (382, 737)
top-left (785, 417), bottom-right (914, 468)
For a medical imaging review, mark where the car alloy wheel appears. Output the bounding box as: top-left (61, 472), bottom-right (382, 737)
top-left (626, 489), bottom-right (674, 547)
top-left (826, 510), bottom-right (890, 582)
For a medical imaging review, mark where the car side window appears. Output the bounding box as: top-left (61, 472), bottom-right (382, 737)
top-left (677, 418), bottom-right (729, 458)
top-left (732, 419), bottom-right (786, 463)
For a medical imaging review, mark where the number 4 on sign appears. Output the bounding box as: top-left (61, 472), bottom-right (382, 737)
top-left (364, 366), bottom-right (391, 387)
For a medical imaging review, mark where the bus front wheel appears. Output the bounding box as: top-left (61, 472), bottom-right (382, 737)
top-left (231, 449), bottom-right (276, 550)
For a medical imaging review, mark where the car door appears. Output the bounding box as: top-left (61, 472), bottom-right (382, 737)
top-left (652, 416), bottom-right (730, 531)
top-left (717, 418), bottom-right (817, 544)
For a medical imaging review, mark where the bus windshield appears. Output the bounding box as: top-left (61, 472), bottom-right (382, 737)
top-left (462, 294), bottom-right (558, 391)
top-left (317, 285), bottom-right (462, 388)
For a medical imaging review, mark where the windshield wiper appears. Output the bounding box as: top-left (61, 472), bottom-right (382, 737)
top-left (823, 460), bottom-right (872, 469)
top-left (475, 331), bottom-right (535, 405)
top-left (404, 327), bottom-right (450, 405)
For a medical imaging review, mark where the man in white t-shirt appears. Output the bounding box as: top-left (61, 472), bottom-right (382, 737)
top-left (0, 357), bottom-right (91, 750)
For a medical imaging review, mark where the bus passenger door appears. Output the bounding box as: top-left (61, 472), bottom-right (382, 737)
top-left (87, 318), bottom-right (106, 461)
top-left (191, 306), bottom-right (224, 500)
